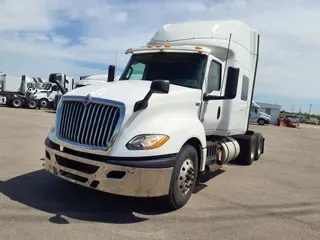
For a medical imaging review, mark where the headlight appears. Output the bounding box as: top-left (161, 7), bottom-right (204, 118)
top-left (126, 134), bottom-right (169, 150)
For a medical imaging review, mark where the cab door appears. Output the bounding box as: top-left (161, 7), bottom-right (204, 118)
top-left (199, 56), bottom-right (224, 135)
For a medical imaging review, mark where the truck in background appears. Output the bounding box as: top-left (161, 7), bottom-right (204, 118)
top-left (50, 73), bottom-right (120, 110)
top-left (33, 75), bottom-right (75, 109)
top-left (0, 73), bottom-right (46, 108)
top-left (74, 74), bottom-right (120, 89)
top-left (44, 20), bottom-right (265, 210)
top-left (0, 73), bottom-right (44, 94)
top-left (249, 101), bottom-right (271, 125)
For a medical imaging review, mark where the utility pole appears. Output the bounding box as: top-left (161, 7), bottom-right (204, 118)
top-left (308, 104), bottom-right (312, 116)
top-left (115, 50), bottom-right (118, 72)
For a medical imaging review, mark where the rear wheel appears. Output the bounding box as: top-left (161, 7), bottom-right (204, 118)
top-left (165, 144), bottom-right (198, 210)
top-left (236, 134), bottom-right (257, 165)
top-left (11, 98), bottom-right (22, 108)
top-left (254, 133), bottom-right (264, 160)
top-left (27, 99), bottom-right (37, 109)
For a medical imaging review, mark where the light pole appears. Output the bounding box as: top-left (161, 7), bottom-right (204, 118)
top-left (308, 104), bottom-right (312, 117)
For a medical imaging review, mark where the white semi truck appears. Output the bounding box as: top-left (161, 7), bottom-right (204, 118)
top-left (33, 75), bottom-right (74, 108)
top-left (44, 20), bottom-right (265, 210)
top-left (249, 101), bottom-right (271, 125)
top-left (0, 73), bottom-right (45, 108)
top-left (0, 73), bottom-right (44, 94)
top-left (74, 74), bottom-right (120, 89)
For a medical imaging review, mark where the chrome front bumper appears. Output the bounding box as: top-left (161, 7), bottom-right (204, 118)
top-left (44, 140), bottom-right (175, 197)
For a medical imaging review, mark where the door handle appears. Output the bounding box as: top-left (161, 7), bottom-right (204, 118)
top-left (217, 106), bottom-right (221, 119)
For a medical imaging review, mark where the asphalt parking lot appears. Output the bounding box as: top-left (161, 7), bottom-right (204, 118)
top-left (1, 107), bottom-right (320, 240)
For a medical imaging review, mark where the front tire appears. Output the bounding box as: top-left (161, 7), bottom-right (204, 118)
top-left (39, 98), bottom-right (49, 108)
top-left (165, 144), bottom-right (198, 210)
top-left (258, 118), bottom-right (265, 125)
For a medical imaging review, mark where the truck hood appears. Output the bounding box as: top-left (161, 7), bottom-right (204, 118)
top-left (74, 79), bottom-right (107, 86)
top-left (259, 112), bottom-right (270, 118)
top-left (64, 80), bottom-right (201, 111)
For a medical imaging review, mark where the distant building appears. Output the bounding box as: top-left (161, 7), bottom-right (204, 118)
top-left (255, 102), bottom-right (282, 125)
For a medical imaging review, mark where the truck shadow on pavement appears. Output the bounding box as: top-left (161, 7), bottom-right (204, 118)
top-left (0, 169), bottom-right (178, 224)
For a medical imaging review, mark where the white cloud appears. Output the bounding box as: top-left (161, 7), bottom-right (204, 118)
top-left (0, 0), bottom-right (320, 109)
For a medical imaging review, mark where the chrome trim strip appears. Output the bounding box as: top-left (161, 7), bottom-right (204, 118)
top-left (55, 95), bottom-right (126, 155)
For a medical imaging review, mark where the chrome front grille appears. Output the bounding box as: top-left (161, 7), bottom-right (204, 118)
top-left (57, 98), bottom-right (123, 149)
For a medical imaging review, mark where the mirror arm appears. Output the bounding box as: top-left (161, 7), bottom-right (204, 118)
top-left (133, 90), bottom-right (153, 112)
top-left (133, 80), bottom-right (170, 112)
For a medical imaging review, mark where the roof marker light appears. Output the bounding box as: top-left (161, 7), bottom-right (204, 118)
top-left (125, 48), bottom-right (132, 54)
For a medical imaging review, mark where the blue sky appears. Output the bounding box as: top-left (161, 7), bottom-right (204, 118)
top-left (0, 0), bottom-right (320, 113)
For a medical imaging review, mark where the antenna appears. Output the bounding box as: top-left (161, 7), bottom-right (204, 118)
top-left (222, 33), bottom-right (232, 82)
top-left (115, 50), bottom-right (118, 72)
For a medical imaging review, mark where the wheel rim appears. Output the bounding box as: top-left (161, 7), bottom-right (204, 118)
top-left (259, 120), bottom-right (263, 124)
top-left (13, 99), bottom-right (21, 107)
top-left (177, 158), bottom-right (195, 196)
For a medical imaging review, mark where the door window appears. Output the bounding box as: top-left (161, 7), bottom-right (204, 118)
top-left (241, 75), bottom-right (249, 101)
top-left (206, 60), bottom-right (221, 93)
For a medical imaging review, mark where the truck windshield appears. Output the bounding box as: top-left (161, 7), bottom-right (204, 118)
top-left (119, 52), bottom-right (207, 89)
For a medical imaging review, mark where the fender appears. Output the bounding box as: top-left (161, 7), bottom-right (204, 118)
top-left (109, 103), bottom-right (207, 170)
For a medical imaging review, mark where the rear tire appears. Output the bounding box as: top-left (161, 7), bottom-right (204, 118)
top-left (11, 98), bottom-right (22, 108)
top-left (165, 144), bottom-right (198, 210)
top-left (236, 134), bottom-right (257, 165)
top-left (254, 133), bottom-right (264, 160)
top-left (27, 99), bottom-right (37, 109)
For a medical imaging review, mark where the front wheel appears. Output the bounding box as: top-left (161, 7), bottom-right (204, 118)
top-left (165, 144), bottom-right (198, 210)
top-left (39, 98), bottom-right (49, 108)
top-left (257, 118), bottom-right (265, 125)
